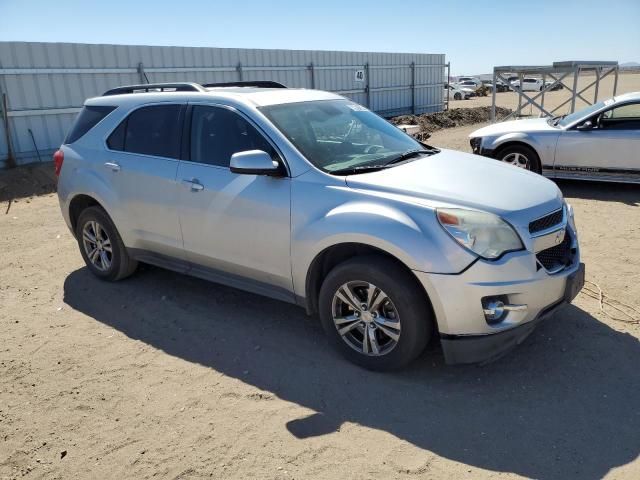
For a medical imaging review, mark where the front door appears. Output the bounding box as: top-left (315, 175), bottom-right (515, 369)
top-left (176, 104), bottom-right (293, 300)
top-left (555, 101), bottom-right (640, 181)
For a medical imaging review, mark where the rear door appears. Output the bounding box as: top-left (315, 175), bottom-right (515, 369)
top-left (104, 103), bottom-right (185, 260)
top-left (176, 104), bottom-right (293, 299)
top-left (554, 101), bottom-right (640, 181)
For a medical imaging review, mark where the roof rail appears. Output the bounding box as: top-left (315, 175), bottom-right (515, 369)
top-left (203, 81), bottom-right (287, 89)
top-left (102, 82), bottom-right (206, 96)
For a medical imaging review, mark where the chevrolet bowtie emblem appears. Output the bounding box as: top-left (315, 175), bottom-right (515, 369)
top-left (555, 231), bottom-right (563, 244)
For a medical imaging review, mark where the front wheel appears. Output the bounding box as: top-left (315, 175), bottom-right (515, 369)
top-left (318, 256), bottom-right (432, 371)
top-left (453, 92), bottom-right (462, 100)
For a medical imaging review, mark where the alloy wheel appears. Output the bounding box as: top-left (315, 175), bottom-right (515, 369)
top-left (502, 152), bottom-right (529, 169)
top-left (331, 281), bottom-right (401, 356)
top-left (82, 220), bottom-right (112, 271)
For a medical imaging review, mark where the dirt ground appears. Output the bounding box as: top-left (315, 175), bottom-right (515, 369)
top-left (1, 76), bottom-right (640, 480)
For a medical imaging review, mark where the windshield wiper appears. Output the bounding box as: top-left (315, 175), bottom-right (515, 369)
top-left (384, 148), bottom-right (440, 166)
top-left (329, 164), bottom-right (392, 175)
top-left (330, 147), bottom-right (440, 175)
top-left (551, 114), bottom-right (567, 126)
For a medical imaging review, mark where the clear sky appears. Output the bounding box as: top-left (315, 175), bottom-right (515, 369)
top-left (0, 0), bottom-right (638, 75)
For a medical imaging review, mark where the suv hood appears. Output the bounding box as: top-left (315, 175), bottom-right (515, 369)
top-left (470, 117), bottom-right (557, 137)
top-left (345, 149), bottom-right (563, 224)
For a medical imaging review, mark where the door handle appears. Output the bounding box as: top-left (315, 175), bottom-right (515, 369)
top-left (104, 162), bottom-right (121, 172)
top-left (182, 179), bottom-right (204, 192)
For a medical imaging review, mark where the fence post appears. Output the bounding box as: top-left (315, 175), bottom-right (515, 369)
top-left (237, 62), bottom-right (243, 81)
top-left (446, 61), bottom-right (451, 112)
top-left (364, 62), bottom-right (370, 108)
top-left (410, 61), bottom-right (416, 115)
top-left (308, 62), bottom-right (315, 89)
top-left (491, 69), bottom-right (496, 121)
top-left (1, 92), bottom-right (16, 168)
top-left (570, 67), bottom-right (579, 113)
top-left (137, 62), bottom-right (149, 84)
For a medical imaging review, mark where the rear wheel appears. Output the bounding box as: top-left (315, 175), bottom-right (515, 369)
top-left (318, 256), bottom-right (432, 371)
top-left (76, 206), bottom-right (137, 281)
top-left (497, 144), bottom-right (541, 173)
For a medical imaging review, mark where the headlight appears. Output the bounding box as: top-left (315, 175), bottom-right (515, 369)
top-left (565, 201), bottom-right (577, 233)
top-left (437, 208), bottom-right (524, 260)
top-left (470, 137), bottom-right (481, 154)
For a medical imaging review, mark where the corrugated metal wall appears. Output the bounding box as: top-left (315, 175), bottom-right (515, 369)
top-left (0, 42), bottom-right (445, 168)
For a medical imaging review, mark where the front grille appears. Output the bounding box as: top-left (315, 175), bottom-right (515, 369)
top-left (536, 230), bottom-right (572, 271)
top-left (529, 209), bottom-right (563, 234)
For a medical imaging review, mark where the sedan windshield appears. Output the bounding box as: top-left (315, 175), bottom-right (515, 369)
top-left (260, 99), bottom-right (435, 174)
top-left (555, 100), bottom-right (609, 127)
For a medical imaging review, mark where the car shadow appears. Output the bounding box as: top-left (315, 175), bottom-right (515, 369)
top-left (63, 266), bottom-right (640, 480)
top-left (556, 179), bottom-right (640, 206)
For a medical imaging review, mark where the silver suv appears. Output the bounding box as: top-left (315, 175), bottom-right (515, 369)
top-left (56, 81), bottom-right (584, 370)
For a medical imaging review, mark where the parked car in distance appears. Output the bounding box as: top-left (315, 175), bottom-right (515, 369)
top-left (544, 80), bottom-right (563, 91)
top-left (511, 77), bottom-right (544, 91)
top-left (456, 76), bottom-right (483, 89)
top-left (482, 80), bottom-right (508, 93)
top-left (445, 83), bottom-right (476, 100)
top-left (469, 92), bottom-right (640, 183)
top-left (56, 81), bottom-right (584, 370)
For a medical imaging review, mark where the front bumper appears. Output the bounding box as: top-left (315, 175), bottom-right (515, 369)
top-left (413, 239), bottom-right (583, 364)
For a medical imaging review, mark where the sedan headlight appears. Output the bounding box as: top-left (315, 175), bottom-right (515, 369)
top-left (565, 201), bottom-right (577, 233)
top-left (437, 208), bottom-right (524, 260)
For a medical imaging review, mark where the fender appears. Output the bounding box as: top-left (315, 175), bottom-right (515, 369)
top-left (290, 199), bottom-right (476, 300)
top-left (60, 162), bottom-right (124, 240)
top-left (483, 132), bottom-right (556, 169)
top-left (486, 131), bottom-right (540, 152)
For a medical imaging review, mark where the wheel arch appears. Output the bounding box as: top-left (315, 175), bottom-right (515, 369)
top-left (303, 242), bottom-right (435, 325)
top-left (68, 194), bottom-right (108, 235)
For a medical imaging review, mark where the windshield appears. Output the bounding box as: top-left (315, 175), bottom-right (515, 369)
top-left (556, 100), bottom-right (608, 127)
top-left (260, 99), bottom-right (427, 173)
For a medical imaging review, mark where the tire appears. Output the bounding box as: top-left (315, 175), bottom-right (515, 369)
top-left (318, 255), bottom-right (432, 371)
top-left (453, 92), bottom-right (462, 100)
top-left (75, 206), bottom-right (138, 281)
top-left (497, 144), bottom-right (541, 173)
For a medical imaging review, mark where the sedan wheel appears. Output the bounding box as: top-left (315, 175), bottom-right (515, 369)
top-left (331, 281), bottom-right (401, 356)
top-left (502, 152), bottom-right (529, 169)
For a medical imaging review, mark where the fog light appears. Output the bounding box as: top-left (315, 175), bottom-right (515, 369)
top-left (482, 295), bottom-right (528, 325)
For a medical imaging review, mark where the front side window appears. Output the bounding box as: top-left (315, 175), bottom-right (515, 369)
top-left (261, 100), bottom-right (426, 173)
top-left (602, 102), bottom-right (640, 120)
top-left (107, 104), bottom-right (182, 159)
top-left (189, 106), bottom-right (277, 167)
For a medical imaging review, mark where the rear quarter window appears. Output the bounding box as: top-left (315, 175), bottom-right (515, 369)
top-left (64, 105), bottom-right (116, 144)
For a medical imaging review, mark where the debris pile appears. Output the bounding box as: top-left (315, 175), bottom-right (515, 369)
top-left (391, 106), bottom-right (512, 141)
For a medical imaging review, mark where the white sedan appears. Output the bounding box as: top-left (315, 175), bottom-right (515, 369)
top-left (469, 92), bottom-right (640, 183)
top-left (444, 84), bottom-right (475, 101)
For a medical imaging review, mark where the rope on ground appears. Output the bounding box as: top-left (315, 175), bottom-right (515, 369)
top-left (579, 280), bottom-right (640, 325)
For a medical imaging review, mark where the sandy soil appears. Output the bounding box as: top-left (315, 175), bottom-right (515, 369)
top-left (1, 78), bottom-right (640, 480)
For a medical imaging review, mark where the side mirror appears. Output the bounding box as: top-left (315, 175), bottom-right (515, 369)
top-left (576, 120), bottom-right (594, 131)
top-left (230, 150), bottom-right (282, 176)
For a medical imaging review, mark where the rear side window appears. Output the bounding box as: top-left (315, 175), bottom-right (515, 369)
top-left (64, 105), bottom-right (116, 144)
top-left (107, 104), bottom-right (182, 159)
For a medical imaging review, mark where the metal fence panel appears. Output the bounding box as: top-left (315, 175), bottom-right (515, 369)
top-left (0, 42), bottom-right (445, 168)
